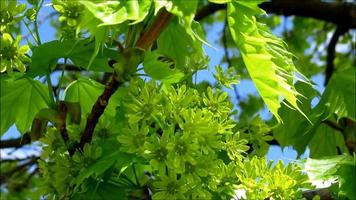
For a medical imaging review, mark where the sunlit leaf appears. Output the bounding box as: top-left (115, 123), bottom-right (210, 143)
top-left (0, 76), bottom-right (51, 134)
top-left (228, 1), bottom-right (310, 122)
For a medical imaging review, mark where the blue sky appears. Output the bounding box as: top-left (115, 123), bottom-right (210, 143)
top-left (2, 2), bottom-right (318, 163)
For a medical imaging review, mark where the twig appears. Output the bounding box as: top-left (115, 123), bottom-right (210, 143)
top-left (195, 0), bottom-right (356, 28)
top-left (303, 187), bottom-right (334, 200)
top-left (0, 133), bottom-right (32, 149)
top-left (136, 10), bottom-right (172, 49)
top-left (324, 26), bottom-right (348, 85)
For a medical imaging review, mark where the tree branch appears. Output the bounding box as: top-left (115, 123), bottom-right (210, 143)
top-left (136, 10), bottom-right (172, 49)
top-left (324, 26), bottom-right (349, 85)
top-left (0, 133), bottom-right (32, 149)
top-left (195, 0), bottom-right (356, 29)
top-left (303, 187), bottom-right (334, 200)
top-left (75, 10), bottom-right (173, 153)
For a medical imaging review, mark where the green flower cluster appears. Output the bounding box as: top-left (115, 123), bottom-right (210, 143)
top-left (0, 0), bottom-right (26, 32)
top-left (0, 33), bottom-right (30, 73)
top-left (52, 0), bottom-right (83, 27)
top-left (116, 79), bottom-right (249, 199)
top-left (37, 78), bottom-right (313, 200)
top-left (235, 157), bottom-right (313, 200)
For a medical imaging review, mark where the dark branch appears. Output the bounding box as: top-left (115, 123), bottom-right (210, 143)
top-left (0, 156), bottom-right (38, 163)
top-left (136, 10), bottom-right (172, 49)
top-left (303, 187), bottom-right (334, 200)
top-left (75, 10), bottom-right (173, 153)
top-left (0, 133), bottom-right (32, 149)
top-left (76, 76), bottom-right (123, 154)
top-left (324, 26), bottom-right (349, 85)
top-left (195, 0), bottom-right (356, 29)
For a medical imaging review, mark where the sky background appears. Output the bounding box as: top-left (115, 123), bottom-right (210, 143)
top-left (1, 1), bottom-right (319, 164)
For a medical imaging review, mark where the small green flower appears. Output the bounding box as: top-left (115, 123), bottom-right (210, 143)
top-left (52, 0), bottom-right (83, 27)
top-left (0, 0), bottom-right (26, 31)
top-left (117, 123), bottom-right (149, 154)
top-left (143, 131), bottom-right (170, 173)
top-left (209, 162), bottom-right (238, 194)
top-left (152, 173), bottom-right (187, 200)
top-left (202, 87), bottom-right (233, 116)
top-left (0, 33), bottom-right (30, 73)
top-left (225, 132), bottom-right (249, 161)
top-left (166, 133), bottom-right (199, 172)
top-left (124, 82), bottom-right (162, 123)
top-left (213, 65), bottom-right (240, 89)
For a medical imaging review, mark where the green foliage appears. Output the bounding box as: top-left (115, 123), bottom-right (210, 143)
top-left (64, 78), bottom-right (105, 117)
top-left (305, 155), bottom-right (356, 200)
top-left (143, 51), bottom-right (184, 83)
top-left (29, 40), bottom-right (115, 76)
top-left (318, 67), bottom-right (355, 121)
top-left (227, 1), bottom-right (309, 122)
top-left (1, 0), bottom-right (355, 199)
top-left (273, 69), bottom-right (354, 156)
top-left (0, 76), bottom-right (51, 134)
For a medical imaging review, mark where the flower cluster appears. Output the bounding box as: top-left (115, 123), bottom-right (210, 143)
top-left (235, 157), bottom-right (313, 200)
top-left (52, 0), bottom-right (83, 27)
top-left (0, 0), bottom-right (26, 32)
top-left (116, 79), bottom-right (249, 199)
top-left (0, 33), bottom-right (30, 73)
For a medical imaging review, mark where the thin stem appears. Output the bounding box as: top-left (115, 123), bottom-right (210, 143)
top-left (22, 20), bottom-right (39, 45)
top-left (33, 0), bottom-right (44, 45)
top-left (56, 58), bottom-right (67, 100)
top-left (46, 74), bottom-right (56, 107)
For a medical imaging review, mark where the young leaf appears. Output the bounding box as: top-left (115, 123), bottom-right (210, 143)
top-left (153, 0), bottom-right (197, 36)
top-left (79, 0), bottom-right (152, 26)
top-left (157, 18), bottom-right (205, 72)
top-left (227, 1), bottom-right (310, 122)
top-left (0, 77), bottom-right (51, 134)
top-left (143, 51), bottom-right (184, 83)
top-left (318, 67), bottom-right (355, 121)
top-left (64, 78), bottom-right (104, 118)
top-left (28, 40), bottom-right (114, 77)
top-left (304, 155), bottom-right (356, 200)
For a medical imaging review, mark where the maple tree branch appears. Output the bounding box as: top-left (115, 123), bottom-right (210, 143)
top-left (0, 133), bottom-right (32, 149)
top-left (136, 10), bottom-right (172, 49)
top-left (75, 10), bottom-right (172, 153)
top-left (195, 0), bottom-right (356, 29)
top-left (324, 26), bottom-right (349, 85)
top-left (303, 187), bottom-right (333, 200)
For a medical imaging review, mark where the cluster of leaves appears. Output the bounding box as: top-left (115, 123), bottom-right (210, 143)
top-left (0, 0), bottom-right (355, 199)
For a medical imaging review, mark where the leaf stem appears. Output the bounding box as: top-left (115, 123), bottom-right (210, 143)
top-left (46, 74), bottom-right (55, 107)
top-left (33, 0), bottom-right (44, 45)
top-left (56, 58), bottom-right (67, 100)
top-left (22, 20), bottom-right (39, 45)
